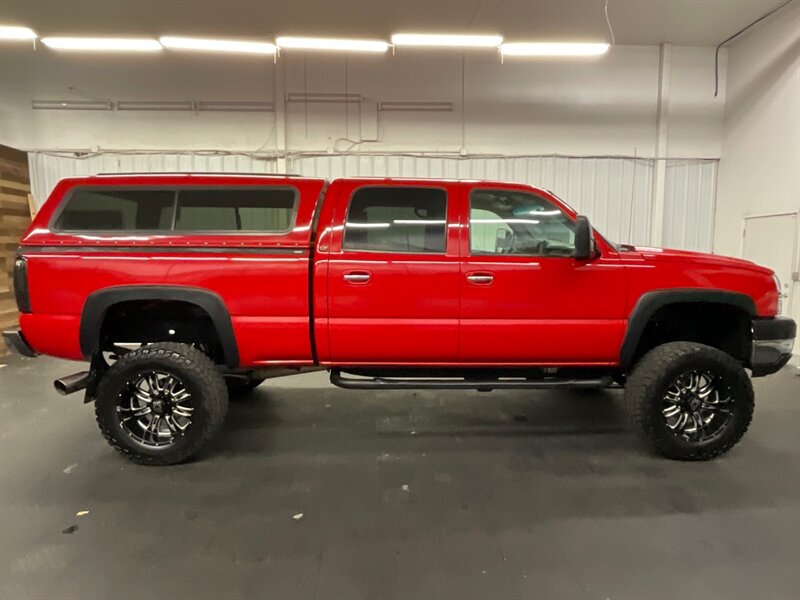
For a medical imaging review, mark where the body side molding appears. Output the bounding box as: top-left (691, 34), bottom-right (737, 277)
top-left (79, 285), bottom-right (239, 367)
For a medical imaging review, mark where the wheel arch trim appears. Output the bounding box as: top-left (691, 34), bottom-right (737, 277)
top-left (79, 285), bottom-right (239, 367)
top-left (620, 289), bottom-right (756, 369)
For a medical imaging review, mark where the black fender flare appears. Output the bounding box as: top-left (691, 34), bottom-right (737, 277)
top-left (619, 289), bottom-right (756, 368)
top-left (79, 285), bottom-right (239, 367)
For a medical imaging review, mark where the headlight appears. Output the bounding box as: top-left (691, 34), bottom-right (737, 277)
top-left (773, 273), bottom-right (783, 314)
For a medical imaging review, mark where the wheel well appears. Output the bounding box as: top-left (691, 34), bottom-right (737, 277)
top-left (99, 300), bottom-right (226, 364)
top-left (630, 302), bottom-right (751, 366)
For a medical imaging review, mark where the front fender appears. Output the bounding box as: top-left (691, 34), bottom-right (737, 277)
top-left (619, 289), bottom-right (756, 368)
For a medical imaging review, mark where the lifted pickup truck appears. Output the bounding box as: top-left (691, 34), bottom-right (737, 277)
top-left (5, 173), bottom-right (795, 465)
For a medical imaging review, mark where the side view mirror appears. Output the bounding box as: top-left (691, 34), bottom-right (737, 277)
top-left (574, 215), bottom-right (595, 261)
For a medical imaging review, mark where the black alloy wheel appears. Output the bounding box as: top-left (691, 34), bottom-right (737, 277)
top-left (94, 342), bottom-right (228, 465)
top-left (627, 342), bottom-right (754, 461)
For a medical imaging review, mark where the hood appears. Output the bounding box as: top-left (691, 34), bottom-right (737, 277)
top-left (618, 244), bottom-right (773, 275)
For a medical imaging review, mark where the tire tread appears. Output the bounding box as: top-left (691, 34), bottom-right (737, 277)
top-left (627, 341), bottom-right (754, 461)
top-left (95, 342), bottom-right (228, 466)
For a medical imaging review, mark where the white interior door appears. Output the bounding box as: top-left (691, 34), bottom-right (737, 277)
top-left (742, 212), bottom-right (797, 317)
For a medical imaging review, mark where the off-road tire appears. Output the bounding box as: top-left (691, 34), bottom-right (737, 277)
top-left (626, 341), bottom-right (754, 461)
top-left (95, 342), bottom-right (228, 465)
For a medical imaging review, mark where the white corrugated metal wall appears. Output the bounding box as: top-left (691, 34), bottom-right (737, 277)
top-left (288, 155), bottom-right (657, 247)
top-left (28, 153), bottom-right (281, 204)
top-left (28, 151), bottom-right (717, 251)
top-left (663, 160), bottom-right (718, 252)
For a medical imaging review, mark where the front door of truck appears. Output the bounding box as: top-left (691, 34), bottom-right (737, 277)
top-left (459, 185), bottom-right (627, 365)
top-left (322, 181), bottom-right (461, 364)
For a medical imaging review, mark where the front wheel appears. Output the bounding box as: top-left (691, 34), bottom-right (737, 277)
top-left (94, 342), bottom-right (228, 465)
top-left (626, 342), bottom-right (754, 461)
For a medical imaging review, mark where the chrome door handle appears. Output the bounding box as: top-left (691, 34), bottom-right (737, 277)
top-left (344, 271), bottom-right (372, 283)
top-left (466, 273), bottom-right (494, 284)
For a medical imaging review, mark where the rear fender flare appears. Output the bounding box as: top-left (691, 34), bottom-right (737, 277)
top-left (79, 285), bottom-right (239, 367)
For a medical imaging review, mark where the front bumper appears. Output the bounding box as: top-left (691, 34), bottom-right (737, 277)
top-left (2, 329), bottom-right (37, 358)
top-left (751, 317), bottom-right (796, 377)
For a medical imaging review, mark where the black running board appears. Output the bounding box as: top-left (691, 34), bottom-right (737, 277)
top-left (330, 369), bottom-right (613, 391)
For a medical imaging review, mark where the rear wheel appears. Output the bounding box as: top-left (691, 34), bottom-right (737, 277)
top-left (94, 342), bottom-right (228, 465)
top-left (626, 342), bottom-right (754, 461)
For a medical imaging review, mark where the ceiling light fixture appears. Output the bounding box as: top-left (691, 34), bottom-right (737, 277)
top-left (286, 92), bottom-right (362, 104)
top-left (391, 34), bottom-right (503, 48)
top-left (277, 37), bottom-right (389, 52)
top-left (500, 42), bottom-right (610, 57)
top-left (41, 37), bottom-right (162, 51)
top-left (32, 99), bottom-right (113, 110)
top-left (379, 101), bottom-right (454, 112)
top-left (197, 101), bottom-right (275, 112)
top-left (116, 100), bottom-right (195, 111)
top-left (0, 25), bottom-right (37, 40)
top-left (160, 36), bottom-right (276, 54)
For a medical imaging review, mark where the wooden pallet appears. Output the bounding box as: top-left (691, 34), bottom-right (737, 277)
top-left (0, 145), bottom-right (32, 356)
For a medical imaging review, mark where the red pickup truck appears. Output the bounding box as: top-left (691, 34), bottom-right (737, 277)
top-left (4, 174), bottom-right (795, 465)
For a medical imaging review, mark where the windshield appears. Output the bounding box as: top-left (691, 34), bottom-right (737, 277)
top-left (546, 191), bottom-right (620, 251)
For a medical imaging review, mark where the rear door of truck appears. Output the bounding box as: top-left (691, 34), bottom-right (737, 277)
top-left (315, 179), bottom-right (462, 364)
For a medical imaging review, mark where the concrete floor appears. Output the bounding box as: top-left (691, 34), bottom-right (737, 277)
top-left (1, 354), bottom-right (798, 600)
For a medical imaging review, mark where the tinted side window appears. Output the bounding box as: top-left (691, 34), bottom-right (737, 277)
top-left (343, 187), bottom-right (447, 253)
top-left (175, 189), bottom-right (296, 232)
top-left (470, 190), bottom-right (575, 257)
top-left (55, 190), bottom-right (174, 231)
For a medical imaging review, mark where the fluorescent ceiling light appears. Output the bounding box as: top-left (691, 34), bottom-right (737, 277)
top-left (346, 222), bottom-right (391, 229)
top-left (391, 34), bottom-right (503, 48)
top-left (117, 100), bottom-right (195, 111)
top-left (379, 101), bottom-right (454, 112)
top-left (32, 99), bottom-right (113, 110)
top-left (160, 36), bottom-right (276, 54)
top-left (41, 37), bottom-right (162, 51)
top-left (500, 42), bottom-right (610, 57)
top-left (286, 92), bottom-right (362, 104)
top-left (393, 220), bottom-right (447, 225)
top-left (197, 101), bottom-right (275, 112)
top-left (0, 25), bottom-right (37, 40)
top-left (277, 37), bottom-right (389, 52)
top-left (473, 218), bottom-right (540, 225)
